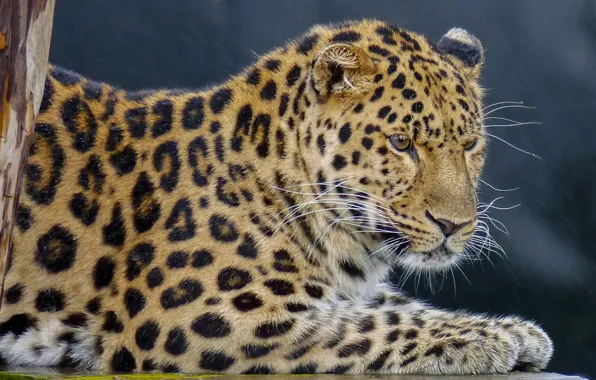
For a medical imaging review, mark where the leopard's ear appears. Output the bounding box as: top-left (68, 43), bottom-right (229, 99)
top-left (437, 28), bottom-right (484, 79)
top-left (312, 43), bottom-right (376, 100)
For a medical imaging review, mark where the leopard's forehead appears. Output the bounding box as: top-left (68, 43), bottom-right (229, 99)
top-left (303, 20), bottom-right (484, 145)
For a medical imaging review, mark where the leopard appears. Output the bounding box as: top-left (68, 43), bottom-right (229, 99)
top-left (0, 19), bottom-right (553, 375)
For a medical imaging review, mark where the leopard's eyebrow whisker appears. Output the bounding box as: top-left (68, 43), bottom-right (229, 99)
top-left (485, 132), bottom-right (541, 159)
top-left (484, 121), bottom-right (541, 128)
top-left (479, 100), bottom-right (526, 113)
top-left (479, 178), bottom-right (520, 192)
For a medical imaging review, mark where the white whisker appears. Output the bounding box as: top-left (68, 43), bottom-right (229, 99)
top-left (480, 104), bottom-right (536, 119)
top-left (486, 132), bottom-right (541, 159)
top-left (484, 121), bottom-right (541, 128)
top-left (483, 116), bottom-right (535, 123)
top-left (479, 179), bottom-right (520, 192)
top-left (479, 100), bottom-right (526, 113)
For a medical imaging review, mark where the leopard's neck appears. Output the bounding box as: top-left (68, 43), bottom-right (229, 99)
top-left (109, 35), bottom-right (392, 295)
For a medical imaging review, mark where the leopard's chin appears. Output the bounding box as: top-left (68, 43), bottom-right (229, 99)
top-left (404, 246), bottom-right (461, 271)
top-left (395, 244), bottom-right (462, 271)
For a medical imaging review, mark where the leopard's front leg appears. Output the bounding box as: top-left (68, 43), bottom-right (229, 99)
top-left (95, 252), bottom-right (553, 375)
top-left (252, 290), bottom-right (554, 375)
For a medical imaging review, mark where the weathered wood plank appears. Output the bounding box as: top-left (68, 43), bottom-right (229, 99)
top-left (0, 0), bottom-right (56, 309)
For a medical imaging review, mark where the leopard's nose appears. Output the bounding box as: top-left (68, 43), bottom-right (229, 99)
top-left (425, 211), bottom-right (471, 238)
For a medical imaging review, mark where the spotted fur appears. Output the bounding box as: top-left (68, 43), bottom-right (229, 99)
top-left (0, 20), bottom-right (552, 375)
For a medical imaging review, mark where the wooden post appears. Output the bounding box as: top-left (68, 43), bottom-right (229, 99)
top-left (0, 0), bottom-right (55, 309)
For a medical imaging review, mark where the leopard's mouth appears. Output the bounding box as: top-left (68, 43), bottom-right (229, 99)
top-left (375, 224), bottom-right (461, 270)
top-left (411, 243), bottom-right (459, 260)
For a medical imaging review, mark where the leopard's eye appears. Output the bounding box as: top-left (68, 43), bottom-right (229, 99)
top-left (388, 134), bottom-right (412, 152)
top-left (463, 139), bottom-right (478, 151)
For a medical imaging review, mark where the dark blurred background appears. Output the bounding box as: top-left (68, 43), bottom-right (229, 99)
top-left (50, 0), bottom-right (596, 377)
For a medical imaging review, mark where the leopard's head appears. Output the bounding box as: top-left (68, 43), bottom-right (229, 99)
top-left (304, 22), bottom-right (486, 271)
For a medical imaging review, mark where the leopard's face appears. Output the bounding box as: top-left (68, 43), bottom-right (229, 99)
top-left (306, 25), bottom-right (486, 271)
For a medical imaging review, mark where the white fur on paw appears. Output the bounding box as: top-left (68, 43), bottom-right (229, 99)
top-left (500, 317), bottom-right (554, 371)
